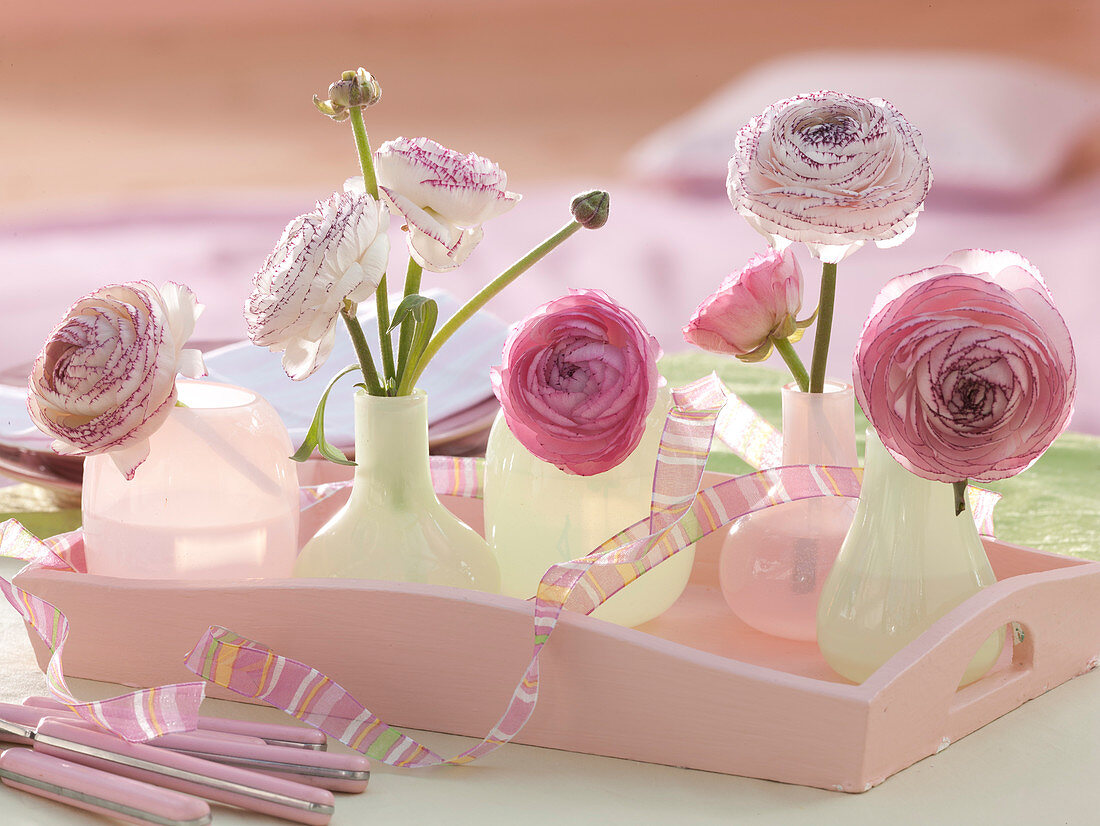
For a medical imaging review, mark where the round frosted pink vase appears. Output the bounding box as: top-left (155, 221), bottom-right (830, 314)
top-left (719, 381), bottom-right (857, 640)
top-left (82, 381), bottom-right (300, 579)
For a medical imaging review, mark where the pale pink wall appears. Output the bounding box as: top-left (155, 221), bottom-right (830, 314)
top-left (1, 0), bottom-right (1097, 211)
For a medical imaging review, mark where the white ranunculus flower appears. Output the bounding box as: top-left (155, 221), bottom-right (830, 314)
top-left (359, 136), bottom-right (520, 272)
top-left (727, 91), bottom-right (932, 263)
top-left (245, 190), bottom-right (390, 380)
top-left (27, 282), bottom-right (206, 480)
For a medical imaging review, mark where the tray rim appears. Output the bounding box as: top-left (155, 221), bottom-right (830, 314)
top-left (14, 536), bottom-right (1100, 705)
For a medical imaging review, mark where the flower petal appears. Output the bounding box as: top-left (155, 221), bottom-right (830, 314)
top-left (728, 91), bottom-right (932, 257)
top-left (245, 191), bottom-right (388, 379)
top-left (493, 290), bottom-right (661, 475)
top-left (854, 251), bottom-right (1075, 483)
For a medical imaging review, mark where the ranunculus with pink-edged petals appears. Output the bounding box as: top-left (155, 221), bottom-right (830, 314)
top-left (245, 190), bottom-right (390, 381)
top-left (27, 282), bottom-right (206, 480)
top-left (363, 136), bottom-right (520, 272)
top-left (682, 247), bottom-right (804, 362)
top-left (854, 249), bottom-right (1076, 483)
top-left (491, 289), bottom-right (661, 476)
top-left (728, 91), bottom-right (932, 263)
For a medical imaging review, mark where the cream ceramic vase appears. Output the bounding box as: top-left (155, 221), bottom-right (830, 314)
top-left (82, 380), bottom-right (300, 580)
top-left (719, 381), bottom-right (858, 640)
top-left (294, 390), bottom-right (500, 592)
top-left (816, 429), bottom-right (1004, 685)
top-left (482, 385), bottom-right (691, 627)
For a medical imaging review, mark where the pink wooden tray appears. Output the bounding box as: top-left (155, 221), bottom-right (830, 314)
top-left (13, 473), bottom-right (1100, 792)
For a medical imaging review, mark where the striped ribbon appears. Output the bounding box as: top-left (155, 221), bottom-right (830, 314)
top-left (713, 390), bottom-right (784, 470)
top-left (0, 520), bottom-right (204, 741)
top-left (183, 376), bottom-right (865, 767)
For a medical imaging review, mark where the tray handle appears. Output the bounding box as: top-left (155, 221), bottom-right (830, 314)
top-left (867, 564), bottom-right (1100, 742)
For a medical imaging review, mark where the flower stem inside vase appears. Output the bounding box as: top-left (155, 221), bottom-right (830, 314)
top-left (718, 381), bottom-right (857, 641)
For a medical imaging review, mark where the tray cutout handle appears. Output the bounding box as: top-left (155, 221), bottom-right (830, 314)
top-left (867, 566), bottom-right (1100, 755)
top-left (948, 619), bottom-right (1033, 726)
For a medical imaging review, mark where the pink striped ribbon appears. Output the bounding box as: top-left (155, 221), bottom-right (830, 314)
top-left (0, 521), bottom-right (204, 741)
top-left (0, 374), bottom-right (999, 754)
top-left (713, 389), bottom-right (784, 470)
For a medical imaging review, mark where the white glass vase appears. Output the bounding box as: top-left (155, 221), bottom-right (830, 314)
top-left (816, 429), bottom-right (1004, 685)
top-left (719, 381), bottom-right (858, 640)
top-left (294, 389), bottom-right (500, 592)
top-left (82, 381), bottom-right (300, 580)
top-left (483, 385), bottom-right (691, 627)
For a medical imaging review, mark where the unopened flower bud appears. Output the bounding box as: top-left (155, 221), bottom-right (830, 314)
top-left (570, 189), bottom-right (610, 229)
top-left (331, 68), bottom-right (382, 107)
top-left (314, 68), bottom-right (382, 121)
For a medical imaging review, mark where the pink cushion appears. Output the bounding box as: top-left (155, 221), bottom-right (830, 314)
top-left (628, 51), bottom-right (1100, 200)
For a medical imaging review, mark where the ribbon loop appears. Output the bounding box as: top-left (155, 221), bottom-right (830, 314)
top-left (0, 520), bottom-right (204, 742)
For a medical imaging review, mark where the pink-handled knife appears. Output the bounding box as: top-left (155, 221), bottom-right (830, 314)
top-left (0, 748), bottom-right (212, 826)
top-left (15, 702), bottom-right (369, 793)
top-left (0, 705), bottom-right (335, 825)
top-left (24, 696), bottom-right (328, 750)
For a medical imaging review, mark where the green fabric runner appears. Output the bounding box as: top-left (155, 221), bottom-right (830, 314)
top-left (661, 353), bottom-right (1099, 561)
top-left (3, 354), bottom-right (1097, 560)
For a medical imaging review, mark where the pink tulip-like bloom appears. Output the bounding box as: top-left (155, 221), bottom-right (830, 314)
top-left (245, 190), bottom-right (390, 381)
top-left (491, 289), bottom-right (662, 476)
top-left (682, 247), bottom-right (803, 361)
top-left (368, 136), bottom-right (520, 272)
top-left (728, 91), bottom-right (932, 263)
top-left (27, 282), bottom-right (206, 480)
top-left (854, 250), bottom-right (1076, 483)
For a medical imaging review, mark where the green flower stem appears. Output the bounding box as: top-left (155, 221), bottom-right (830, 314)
top-left (953, 479), bottom-right (969, 517)
top-left (347, 105), bottom-right (394, 386)
top-left (348, 107), bottom-right (379, 200)
top-left (374, 273), bottom-right (396, 388)
top-left (396, 257), bottom-right (424, 382)
top-left (809, 261), bottom-right (838, 393)
top-left (341, 306), bottom-right (383, 395)
top-left (400, 219), bottom-right (583, 394)
top-left (772, 337), bottom-right (809, 392)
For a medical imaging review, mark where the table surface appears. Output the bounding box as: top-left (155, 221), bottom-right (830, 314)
top-left (2, 356), bottom-right (1098, 823)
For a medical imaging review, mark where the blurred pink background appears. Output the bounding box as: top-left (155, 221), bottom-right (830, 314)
top-left (2, 0), bottom-right (1098, 428)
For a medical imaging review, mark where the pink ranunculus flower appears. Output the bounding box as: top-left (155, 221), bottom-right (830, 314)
top-left (682, 247), bottom-right (803, 361)
top-left (365, 136), bottom-right (520, 272)
top-left (27, 282), bottom-right (206, 480)
top-left (490, 289), bottom-right (662, 476)
top-left (728, 91), bottom-right (932, 264)
top-left (245, 190), bottom-right (390, 381)
top-left (854, 249), bottom-right (1076, 483)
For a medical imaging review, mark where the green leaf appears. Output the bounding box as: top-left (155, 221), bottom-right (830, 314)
top-left (388, 294), bottom-right (437, 332)
top-left (735, 340), bottom-right (775, 364)
top-left (290, 364), bottom-right (360, 466)
top-left (795, 304), bottom-right (820, 330)
top-left (395, 298), bottom-right (438, 394)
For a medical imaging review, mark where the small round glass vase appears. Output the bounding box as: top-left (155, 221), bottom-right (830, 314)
top-left (816, 429), bottom-right (1004, 686)
top-left (82, 380), bottom-right (300, 579)
top-left (293, 389), bottom-right (501, 592)
top-left (718, 381), bottom-right (858, 641)
top-left (483, 385), bottom-right (690, 627)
